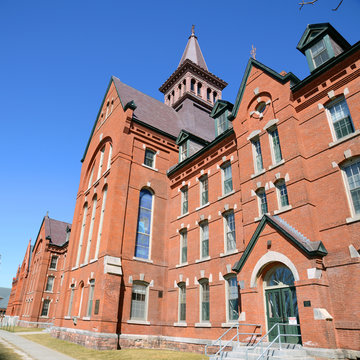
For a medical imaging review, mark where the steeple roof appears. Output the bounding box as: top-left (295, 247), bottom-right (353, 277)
top-left (178, 25), bottom-right (208, 70)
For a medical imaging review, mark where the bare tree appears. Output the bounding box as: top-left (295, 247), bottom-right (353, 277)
top-left (299, 0), bottom-right (344, 11)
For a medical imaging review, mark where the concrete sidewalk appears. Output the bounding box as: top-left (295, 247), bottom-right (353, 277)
top-left (0, 330), bottom-right (76, 360)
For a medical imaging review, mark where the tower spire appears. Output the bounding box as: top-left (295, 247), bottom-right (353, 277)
top-left (178, 25), bottom-right (208, 70)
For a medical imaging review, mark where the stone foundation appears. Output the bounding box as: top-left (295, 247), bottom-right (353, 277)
top-left (17, 320), bottom-right (53, 328)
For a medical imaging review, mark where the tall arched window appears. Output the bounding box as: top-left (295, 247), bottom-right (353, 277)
top-left (134, 189), bottom-right (153, 259)
top-left (84, 195), bottom-right (97, 264)
top-left (95, 185), bottom-right (108, 260)
top-left (75, 203), bottom-right (88, 267)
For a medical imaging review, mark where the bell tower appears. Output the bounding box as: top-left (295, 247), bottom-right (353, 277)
top-left (159, 26), bottom-right (227, 111)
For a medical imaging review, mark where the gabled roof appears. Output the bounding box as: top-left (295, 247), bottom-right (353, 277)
top-left (228, 58), bottom-right (300, 121)
top-left (297, 23), bottom-right (351, 54)
top-left (176, 129), bottom-right (209, 146)
top-left (179, 28), bottom-right (208, 70)
top-left (232, 215), bottom-right (327, 273)
top-left (210, 100), bottom-right (233, 118)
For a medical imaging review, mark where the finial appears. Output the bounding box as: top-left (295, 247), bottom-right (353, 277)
top-left (250, 44), bottom-right (256, 60)
top-left (46, 210), bottom-right (49, 218)
top-left (191, 25), bottom-right (195, 36)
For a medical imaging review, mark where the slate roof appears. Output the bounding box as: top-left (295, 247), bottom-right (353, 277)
top-left (112, 77), bottom-right (215, 142)
top-left (44, 217), bottom-right (71, 247)
top-left (0, 288), bottom-right (11, 310)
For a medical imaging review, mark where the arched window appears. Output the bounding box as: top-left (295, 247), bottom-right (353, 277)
top-left (342, 157), bottom-right (360, 216)
top-left (97, 146), bottom-right (105, 180)
top-left (213, 92), bottom-right (217, 103)
top-left (191, 79), bottom-right (196, 92)
top-left (134, 189), bottom-right (153, 259)
top-left (84, 195), bottom-right (97, 264)
top-left (88, 165), bottom-right (95, 189)
top-left (197, 82), bottom-right (202, 96)
top-left (178, 283), bottom-right (186, 322)
top-left (95, 185), bottom-right (108, 259)
top-left (75, 203), bottom-right (88, 267)
top-left (200, 279), bottom-right (210, 322)
top-left (256, 188), bottom-right (268, 216)
top-left (106, 144), bottom-right (112, 171)
top-left (86, 279), bottom-right (95, 317)
top-left (207, 88), bottom-right (211, 101)
top-left (275, 179), bottom-right (289, 210)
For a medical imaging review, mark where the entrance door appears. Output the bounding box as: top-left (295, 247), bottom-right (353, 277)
top-left (264, 266), bottom-right (301, 344)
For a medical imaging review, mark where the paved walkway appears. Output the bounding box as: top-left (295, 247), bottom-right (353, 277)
top-left (0, 330), bottom-right (76, 360)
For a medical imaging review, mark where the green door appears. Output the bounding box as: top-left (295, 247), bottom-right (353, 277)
top-left (265, 287), bottom-right (301, 344)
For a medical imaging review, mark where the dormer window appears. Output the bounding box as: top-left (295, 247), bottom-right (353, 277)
top-left (310, 39), bottom-right (330, 68)
top-left (180, 141), bottom-right (188, 162)
top-left (216, 111), bottom-right (228, 136)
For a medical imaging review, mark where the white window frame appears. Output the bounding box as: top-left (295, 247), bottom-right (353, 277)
top-left (223, 211), bottom-right (236, 253)
top-left (326, 97), bottom-right (355, 142)
top-left (180, 229), bottom-right (188, 265)
top-left (199, 279), bottom-right (210, 323)
top-left (67, 284), bottom-right (75, 317)
top-left (130, 282), bottom-right (149, 321)
top-left (268, 127), bottom-right (283, 165)
top-left (84, 195), bottom-right (97, 264)
top-left (178, 283), bottom-right (186, 323)
top-left (221, 162), bottom-right (233, 196)
top-left (200, 220), bottom-right (209, 259)
top-left (49, 255), bottom-right (58, 270)
top-left (251, 137), bottom-right (264, 174)
top-left (78, 284), bottom-right (85, 318)
top-left (310, 39), bottom-right (330, 69)
top-left (181, 186), bottom-right (188, 215)
top-left (75, 203), bottom-right (88, 267)
top-left (225, 275), bottom-right (239, 323)
top-left (94, 186), bottom-right (108, 260)
top-left (88, 165), bottom-right (94, 189)
top-left (341, 157), bottom-right (360, 220)
top-left (86, 280), bottom-right (95, 318)
top-left (106, 144), bottom-right (112, 171)
top-left (144, 148), bottom-right (156, 168)
top-left (97, 146), bottom-right (105, 180)
top-left (200, 175), bottom-right (209, 207)
top-left (256, 188), bottom-right (268, 217)
top-left (275, 179), bottom-right (290, 210)
top-left (45, 276), bottom-right (54, 292)
top-left (180, 141), bottom-right (188, 162)
top-left (41, 299), bottom-right (50, 317)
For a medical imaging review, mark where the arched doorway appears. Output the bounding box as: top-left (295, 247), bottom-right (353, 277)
top-left (264, 265), bottom-right (301, 344)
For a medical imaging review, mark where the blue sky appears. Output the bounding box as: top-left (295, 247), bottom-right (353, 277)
top-left (0, 0), bottom-right (359, 287)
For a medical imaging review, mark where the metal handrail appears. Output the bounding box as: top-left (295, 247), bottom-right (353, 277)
top-left (245, 323), bottom-right (301, 360)
top-left (205, 322), bottom-right (262, 358)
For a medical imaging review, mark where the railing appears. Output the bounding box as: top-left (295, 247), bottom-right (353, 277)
top-left (205, 322), bottom-right (262, 359)
top-left (245, 323), bottom-right (301, 360)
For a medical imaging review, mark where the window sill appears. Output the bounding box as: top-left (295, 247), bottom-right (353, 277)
top-left (49, 267), bottom-right (57, 271)
top-left (82, 317), bottom-right (91, 321)
top-left (268, 159), bottom-right (285, 170)
top-left (195, 202), bottom-right (210, 211)
top-left (346, 214), bottom-right (360, 224)
top-left (89, 258), bottom-right (98, 264)
top-left (71, 266), bottom-right (79, 270)
top-left (218, 189), bottom-right (235, 201)
top-left (93, 178), bottom-right (100, 188)
top-left (329, 130), bottom-right (360, 148)
top-left (251, 169), bottom-right (266, 179)
top-left (221, 322), bottom-right (238, 328)
top-left (64, 316), bottom-right (71, 320)
top-left (173, 322), bottom-right (187, 327)
top-left (142, 163), bottom-right (158, 172)
top-left (40, 316), bottom-right (49, 319)
top-left (133, 256), bottom-right (153, 264)
top-left (195, 322), bottom-right (211, 328)
top-left (177, 213), bottom-right (189, 220)
top-left (254, 213), bottom-right (269, 222)
top-left (176, 262), bottom-right (188, 268)
top-left (274, 205), bottom-right (292, 215)
top-left (127, 320), bottom-right (150, 325)
top-left (195, 257), bottom-right (211, 263)
top-left (44, 291), bottom-right (53, 294)
top-left (220, 249), bottom-right (239, 257)
top-left (80, 263), bottom-right (88, 268)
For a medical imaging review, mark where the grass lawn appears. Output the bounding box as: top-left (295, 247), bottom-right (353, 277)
top-left (22, 333), bottom-right (208, 360)
top-left (2, 326), bottom-right (45, 333)
top-left (0, 342), bottom-right (24, 360)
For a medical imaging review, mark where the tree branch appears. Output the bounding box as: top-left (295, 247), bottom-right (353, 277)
top-left (299, 0), bottom-right (318, 10)
top-left (332, 0), bottom-right (344, 10)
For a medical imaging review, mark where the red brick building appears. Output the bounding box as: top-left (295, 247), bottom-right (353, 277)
top-left (6, 216), bottom-right (70, 327)
top-left (9, 23), bottom-right (360, 358)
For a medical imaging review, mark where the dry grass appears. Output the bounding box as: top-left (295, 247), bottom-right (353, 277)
top-left (22, 333), bottom-right (208, 360)
top-left (2, 326), bottom-right (45, 333)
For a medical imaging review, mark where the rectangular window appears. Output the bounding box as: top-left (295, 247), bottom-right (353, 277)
top-left (310, 39), bottom-right (330, 68)
top-left (144, 149), bottom-right (155, 168)
top-left (200, 176), bottom-right (208, 206)
top-left (201, 281), bottom-right (210, 322)
top-left (45, 276), bottom-right (54, 292)
top-left (227, 277), bottom-right (239, 321)
top-left (41, 299), bottom-right (50, 317)
top-left (86, 280), bottom-right (95, 317)
top-left (277, 181), bottom-right (289, 208)
top-left (49, 256), bottom-right (58, 270)
top-left (344, 160), bottom-right (360, 215)
top-left (222, 163), bottom-right (233, 195)
top-left (257, 189), bottom-right (268, 216)
top-left (200, 221), bottom-right (209, 259)
top-left (180, 230), bottom-right (187, 264)
top-left (181, 187), bottom-right (188, 215)
top-left (252, 138), bottom-right (264, 173)
top-left (67, 285), bottom-right (75, 317)
top-left (179, 284), bottom-right (186, 322)
top-left (269, 128), bottom-right (282, 164)
top-left (180, 142), bottom-right (188, 162)
top-left (327, 98), bottom-right (354, 140)
top-left (224, 211), bottom-right (236, 252)
top-left (216, 112), bottom-right (228, 136)
top-left (130, 284), bottom-right (147, 320)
